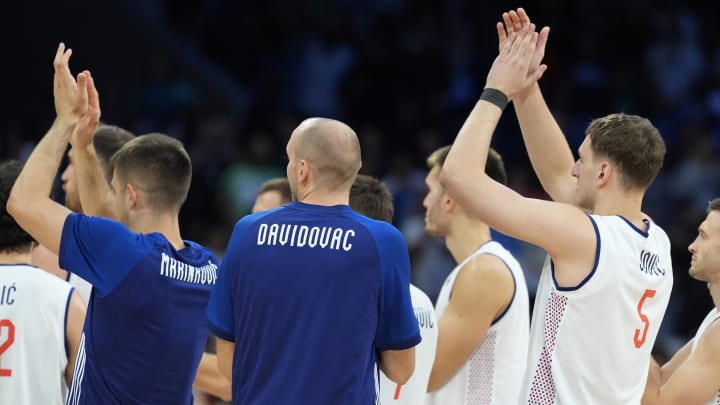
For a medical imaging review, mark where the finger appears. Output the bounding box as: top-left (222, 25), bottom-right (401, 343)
top-left (518, 8), bottom-right (531, 25)
top-left (537, 26), bottom-right (550, 55)
top-left (87, 72), bottom-right (101, 118)
top-left (497, 22), bottom-right (508, 44)
top-left (76, 71), bottom-right (89, 106)
top-left (509, 10), bottom-right (522, 32)
top-left (54, 43), bottom-right (65, 68)
top-left (534, 64), bottom-right (548, 81)
top-left (502, 12), bottom-right (514, 34)
top-left (502, 31), bottom-right (517, 56)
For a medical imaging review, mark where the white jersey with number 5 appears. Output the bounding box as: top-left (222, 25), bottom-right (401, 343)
top-left (379, 284), bottom-right (437, 405)
top-left (426, 240), bottom-right (529, 405)
top-left (520, 215), bottom-right (673, 404)
top-left (692, 308), bottom-right (720, 405)
top-left (0, 264), bottom-right (74, 405)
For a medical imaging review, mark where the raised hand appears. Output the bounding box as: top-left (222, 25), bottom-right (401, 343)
top-left (53, 43), bottom-right (89, 123)
top-left (70, 72), bottom-right (101, 149)
top-left (496, 8), bottom-right (549, 93)
top-left (485, 24), bottom-right (547, 101)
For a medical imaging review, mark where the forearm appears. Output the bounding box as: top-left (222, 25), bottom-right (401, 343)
top-left (440, 100), bottom-right (502, 205)
top-left (10, 118), bottom-right (74, 203)
top-left (73, 145), bottom-right (117, 219)
top-left (513, 83), bottom-right (576, 202)
top-left (193, 353), bottom-right (232, 401)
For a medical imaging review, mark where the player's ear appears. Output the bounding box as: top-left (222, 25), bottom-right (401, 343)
top-left (597, 162), bottom-right (611, 186)
top-left (126, 183), bottom-right (139, 207)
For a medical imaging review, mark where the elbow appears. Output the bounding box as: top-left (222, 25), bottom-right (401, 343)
top-left (438, 167), bottom-right (460, 194)
top-left (6, 193), bottom-right (24, 221)
top-left (382, 348), bottom-right (415, 385)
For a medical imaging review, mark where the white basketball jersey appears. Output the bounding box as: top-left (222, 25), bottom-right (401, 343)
top-left (520, 215), bottom-right (673, 404)
top-left (67, 273), bottom-right (92, 303)
top-left (379, 284), bottom-right (438, 405)
top-left (0, 264), bottom-right (73, 405)
top-left (692, 308), bottom-right (720, 405)
top-left (426, 240), bottom-right (530, 405)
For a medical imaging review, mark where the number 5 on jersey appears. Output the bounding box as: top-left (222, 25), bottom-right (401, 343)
top-left (634, 289), bottom-right (656, 349)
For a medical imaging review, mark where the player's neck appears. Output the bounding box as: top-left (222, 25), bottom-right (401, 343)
top-left (297, 188), bottom-right (349, 207)
top-left (127, 214), bottom-right (186, 250)
top-left (444, 219), bottom-right (491, 264)
top-left (708, 280), bottom-right (720, 311)
top-left (0, 251), bottom-right (32, 265)
top-left (592, 190), bottom-right (645, 227)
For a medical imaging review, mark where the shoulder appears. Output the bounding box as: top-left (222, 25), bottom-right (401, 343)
top-left (452, 253), bottom-right (514, 301)
top-left (697, 318), bottom-right (720, 356)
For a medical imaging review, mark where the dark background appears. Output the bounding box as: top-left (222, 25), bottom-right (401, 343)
top-left (2, 0), bottom-right (719, 357)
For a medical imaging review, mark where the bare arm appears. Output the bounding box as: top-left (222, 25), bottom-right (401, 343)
top-left (7, 44), bottom-right (88, 254)
top-left (193, 352), bottom-right (232, 402)
top-left (379, 347), bottom-right (415, 385)
top-left (64, 290), bottom-right (87, 385)
top-left (428, 254), bottom-right (514, 392)
top-left (70, 74), bottom-right (118, 220)
top-left (216, 338), bottom-right (235, 380)
top-left (498, 9), bottom-right (576, 203)
top-left (642, 324), bottom-right (720, 404)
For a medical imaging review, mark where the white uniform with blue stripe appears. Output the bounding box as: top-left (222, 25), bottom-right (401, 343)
top-left (520, 215), bottom-right (673, 404)
top-left (426, 240), bottom-right (530, 405)
top-left (0, 264), bottom-right (74, 405)
top-left (378, 284), bottom-right (438, 405)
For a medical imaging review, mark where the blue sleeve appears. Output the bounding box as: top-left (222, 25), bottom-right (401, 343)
top-left (207, 218), bottom-right (253, 342)
top-left (374, 225), bottom-right (422, 350)
top-left (59, 213), bottom-right (148, 297)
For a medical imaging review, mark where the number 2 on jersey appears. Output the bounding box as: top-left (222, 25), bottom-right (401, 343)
top-left (0, 319), bottom-right (16, 376)
top-left (633, 289), bottom-right (656, 349)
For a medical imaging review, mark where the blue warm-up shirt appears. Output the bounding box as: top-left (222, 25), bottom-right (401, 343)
top-left (207, 202), bottom-right (421, 404)
top-left (59, 213), bottom-right (219, 405)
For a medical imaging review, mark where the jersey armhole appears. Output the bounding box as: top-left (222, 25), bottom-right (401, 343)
top-left (64, 287), bottom-right (75, 360)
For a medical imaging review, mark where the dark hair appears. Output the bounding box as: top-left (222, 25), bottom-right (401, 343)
top-left (587, 113), bottom-right (665, 190)
top-left (0, 160), bottom-right (35, 253)
top-left (258, 177), bottom-right (292, 204)
top-left (93, 124), bottom-right (135, 183)
top-left (349, 174), bottom-right (394, 223)
top-left (708, 198), bottom-right (720, 213)
top-left (427, 145), bottom-right (507, 185)
top-left (110, 133), bottom-right (192, 212)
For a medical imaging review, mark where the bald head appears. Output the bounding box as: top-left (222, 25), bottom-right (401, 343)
top-left (291, 118), bottom-right (362, 189)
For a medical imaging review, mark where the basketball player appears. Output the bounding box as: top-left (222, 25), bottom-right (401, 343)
top-left (350, 174), bottom-right (438, 405)
top-left (32, 124), bottom-right (135, 302)
top-left (438, 17), bottom-right (672, 404)
top-left (8, 43), bottom-right (219, 404)
top-left (251, 177), bottom-right (291, 213)
top-left (642, 198), bottom-right (720, 404)
top-left (422, 146), bottom-right (529, 404)
top-left (193, 177), bottom-right (291, 402)
top-left (207, 117), bottom-right (420, 403)
top-left (0, 160), bottom-right (86, 405)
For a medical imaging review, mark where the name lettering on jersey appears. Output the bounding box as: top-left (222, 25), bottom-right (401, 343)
top-left (160, 254), bottom-right (218, 285)
top-left (0, 284), bottom-right (16, 305)
top-left (639, 250), bottom-right (666, 276)
top-left (256, 223), bottom-right (355, 251)
top-left (414, 307), bottom-right (434, 328)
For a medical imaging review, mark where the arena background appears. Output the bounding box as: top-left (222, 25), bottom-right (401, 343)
top-left (2, 0), bottom-right (719, 359)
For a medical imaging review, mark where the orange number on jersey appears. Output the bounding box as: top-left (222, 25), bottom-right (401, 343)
top-left (0, 319), bottom-right (16, 377)
top-left (633, 289), bottom-right (656, 348)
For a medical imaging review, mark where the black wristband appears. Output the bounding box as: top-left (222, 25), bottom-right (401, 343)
top-left (480, 88), bottom-right (509, 110)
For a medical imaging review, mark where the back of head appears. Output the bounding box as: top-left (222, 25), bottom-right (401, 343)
top-left (110, 133), bottom-right (192, 213)
top-left (350, 174), bottom-right (394, 223)
top-left (587, 113), bottom-right (665, 190)
top-left (258, 177), bottom-right (292, 204)
top-left (427, 145), bottom-right (507, 185)
top-left (293, 118), bottom-right (362, 190)
top-left (0, 160), bottom-right (35, 253)
top-left (94, 124), bottom-right (136, 183)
